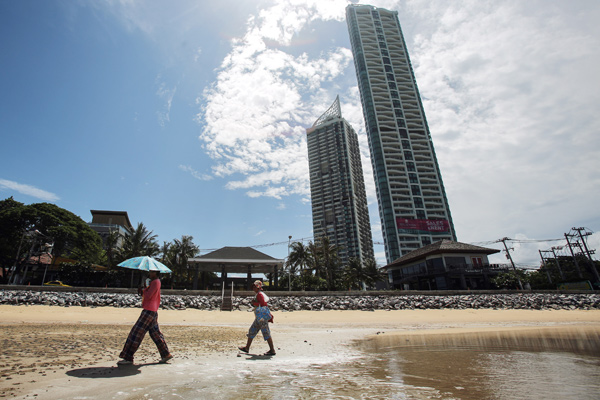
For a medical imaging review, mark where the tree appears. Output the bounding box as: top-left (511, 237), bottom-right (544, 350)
top-left (287, 241), bottom-right (312, 290)
top-left (288, 241), bottom-right (309, 275)
top-left (313, 236), bottom-right (340, 291)
top-left (363, 258), bottom-right (385, 289)
top-left (342, 258), bottom-right (385, 290)
top-left (170, 235), bottom-right (199, 289)
top-left (491, 270), bottom-right (529, 289)
top-left (306, 241), bottom-right (321, 279)
top-left (118, 222), bottom-right (159, 261)
top-left (0, 197), bottom-right (28, 282)
top-left (342, 258), bottom-right (367, 290)
top-left (0, 198), bottom-right (104, 284)
top-left (104, 228), bottom-right (121, 269)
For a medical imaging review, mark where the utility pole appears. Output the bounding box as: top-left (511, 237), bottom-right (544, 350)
top-left (538, 250), bottom-right (553, 284)
top-left (571, 227), bottom-right (600, 283)
top-left (498, 237), bottom-right (523, 290)
top-left (564, 232), bottom-right (583, 279)
top-left (550, 246), bottom-right (565, 281)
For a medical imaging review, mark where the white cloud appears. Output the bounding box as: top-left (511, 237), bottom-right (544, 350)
top-left (191, 0), bottom-right (600, 267)
top-left (178, 165), bottom-right (213, 181)
top-left (198, 0), bottom-right (353, 199)
top-left (156, 80), bottom-right (177, 128)
top-left (390, 1), bottom-right (600, 244)
top-left (0, 179), bottom-right (60, 202)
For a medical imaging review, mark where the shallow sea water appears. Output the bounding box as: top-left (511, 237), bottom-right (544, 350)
top-left (144, 327), bottom-right (600, 400)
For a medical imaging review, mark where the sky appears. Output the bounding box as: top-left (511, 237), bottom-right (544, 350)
top-left (1, 0), bottom-right (599, 269)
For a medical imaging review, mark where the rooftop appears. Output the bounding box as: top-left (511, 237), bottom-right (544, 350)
top-left (385, 239), bottom-right (500, 269)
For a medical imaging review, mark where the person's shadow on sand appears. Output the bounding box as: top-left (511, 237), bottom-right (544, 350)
top-left (66, 362), bottom-right (162, 379)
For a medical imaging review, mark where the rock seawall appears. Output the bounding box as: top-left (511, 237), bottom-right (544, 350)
top-left (1, 290), bottom-right (598, 311)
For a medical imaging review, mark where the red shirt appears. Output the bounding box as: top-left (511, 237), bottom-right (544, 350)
top-left (255, 291), bottom-right (268, 307)
top-left (142, 278), bottom-right (161, 312)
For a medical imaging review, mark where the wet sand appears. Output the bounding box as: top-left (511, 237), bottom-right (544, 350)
top-left (1, 305), bottom-right (599, 399)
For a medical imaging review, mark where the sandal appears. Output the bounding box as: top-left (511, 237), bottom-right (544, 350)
top-left (263, 350), bottom-right (276, 356)
top-left (238, 346), bottom-right (249, 353)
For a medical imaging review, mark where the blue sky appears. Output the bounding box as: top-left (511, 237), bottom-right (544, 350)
top-left (1, 0), bottom-right (599, 268)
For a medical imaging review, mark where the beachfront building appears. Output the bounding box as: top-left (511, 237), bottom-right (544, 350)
top-left (382, 239), bottom-right (506, 290)
top-left (306, 96), bottom-right (374, 266)
top-left (88, 210), bottom-right (133, 249)
top-left (346, 4), bottom-right (456, 264)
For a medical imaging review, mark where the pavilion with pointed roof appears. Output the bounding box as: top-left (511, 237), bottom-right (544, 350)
top-left (188, 247), bottom-right (284, 290)
top-left (382, 239), bottom-right (507, 290)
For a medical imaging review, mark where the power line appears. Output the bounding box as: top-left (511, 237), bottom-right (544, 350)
top-left (198, 236), bottom-right (315, 254)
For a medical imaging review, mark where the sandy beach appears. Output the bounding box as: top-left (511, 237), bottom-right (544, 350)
top-left (1, 305), bottom-right (599, 399)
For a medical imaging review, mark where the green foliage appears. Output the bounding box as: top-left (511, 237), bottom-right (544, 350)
top-left (286, 237), bottom-right (383, 291)
top-left (0, 198), bottom-right (104, 277)
top-left (118, 222), bottom-right (160, 261)
top-left (342, 258), bottom-right (385, 290)
top-left (528, 257), bottom-right (600, 289)
top-left (0, 197), bottom-right (28, 280)
top-left (168, 235), bottom-right (200, 289)
top-left (491, 270), bottom-right (529, 289)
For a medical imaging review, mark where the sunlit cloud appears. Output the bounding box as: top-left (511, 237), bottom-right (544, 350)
top-left (374, 0), bottom-right (600, 243)
top-left (0, 179), bottom-right (60, 202)
top-left (198, 0), bottom-right (352, 200)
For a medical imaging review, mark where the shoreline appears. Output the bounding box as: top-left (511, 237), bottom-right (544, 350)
top-left (1, 306), bottom-right (599, 399)
top-left (2, 304), bottom-right (600, 327)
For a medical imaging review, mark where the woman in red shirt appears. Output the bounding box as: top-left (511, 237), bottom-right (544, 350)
top-left (118, 270), bottom-right (172, 365)
top-left (238, 280), bottom-right (276, 356)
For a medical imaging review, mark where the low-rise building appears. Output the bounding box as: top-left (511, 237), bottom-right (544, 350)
top-left (88, 210), bottom-right (133, 249)
top-left (382, 239), bottom-right (508, 290)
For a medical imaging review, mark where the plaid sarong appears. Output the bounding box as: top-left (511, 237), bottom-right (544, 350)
top-left (119, 309), bottom-right (169, 361)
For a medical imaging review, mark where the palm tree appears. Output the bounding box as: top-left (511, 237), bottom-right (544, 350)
top-left (306, 241), bottom-right (321, 279)
top-left (288, 241), bottom-right (308, 273)
top-left (105, 229), bottom-right (121, 269)
top-left (288, 241), bottom-right (313, 290)
top-left (171, 235), bottom-right (199, 288)
top-left (119, 222), bottom-right (159, 261)
top-left (343, 258), bottom-right (368, 290)
top-left (159, 241), bottom-right (172, 265)
top-left (317, 236), bottom-right (340, 291)
top-left (363, 258), bottom-right (385, 289)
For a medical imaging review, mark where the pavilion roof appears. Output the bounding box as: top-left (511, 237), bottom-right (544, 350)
top-left (188, 247), bottom-right (284, 274)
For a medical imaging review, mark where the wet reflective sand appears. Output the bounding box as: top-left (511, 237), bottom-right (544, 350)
top-left (358, 326), bottom-right (600, 400)
top-left (139, 326), bottom-right (600, 399)
top-left (4, 308), bottom-right (599, 399)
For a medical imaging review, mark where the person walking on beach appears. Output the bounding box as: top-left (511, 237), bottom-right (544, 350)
top-left (117, 270), bottom-right (173, 365)
top-left (238, 280), bottom-right (276, 356)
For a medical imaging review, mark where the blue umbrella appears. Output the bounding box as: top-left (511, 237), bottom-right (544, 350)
top-left (118, 256), bottom-right (172, 273)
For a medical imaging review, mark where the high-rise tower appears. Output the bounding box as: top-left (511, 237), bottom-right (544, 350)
top-left (346, 4), bottom-right (456, 264)
top-left (307, 96), bottom-right (374, 266)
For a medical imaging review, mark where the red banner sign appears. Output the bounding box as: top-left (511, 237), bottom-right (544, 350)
top-left (396, 218), bottom-right (450, 233)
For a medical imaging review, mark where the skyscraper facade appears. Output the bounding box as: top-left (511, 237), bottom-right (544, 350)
top-left (346, 4), bottom-right (456, 264)
top-left (306, 96), bottom-right (374, 266)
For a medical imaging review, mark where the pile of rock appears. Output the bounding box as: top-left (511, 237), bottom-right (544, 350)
top-left (1, 290), bottom-right (598, 311)
top-left (266, 293), bottom-right (600, 311)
